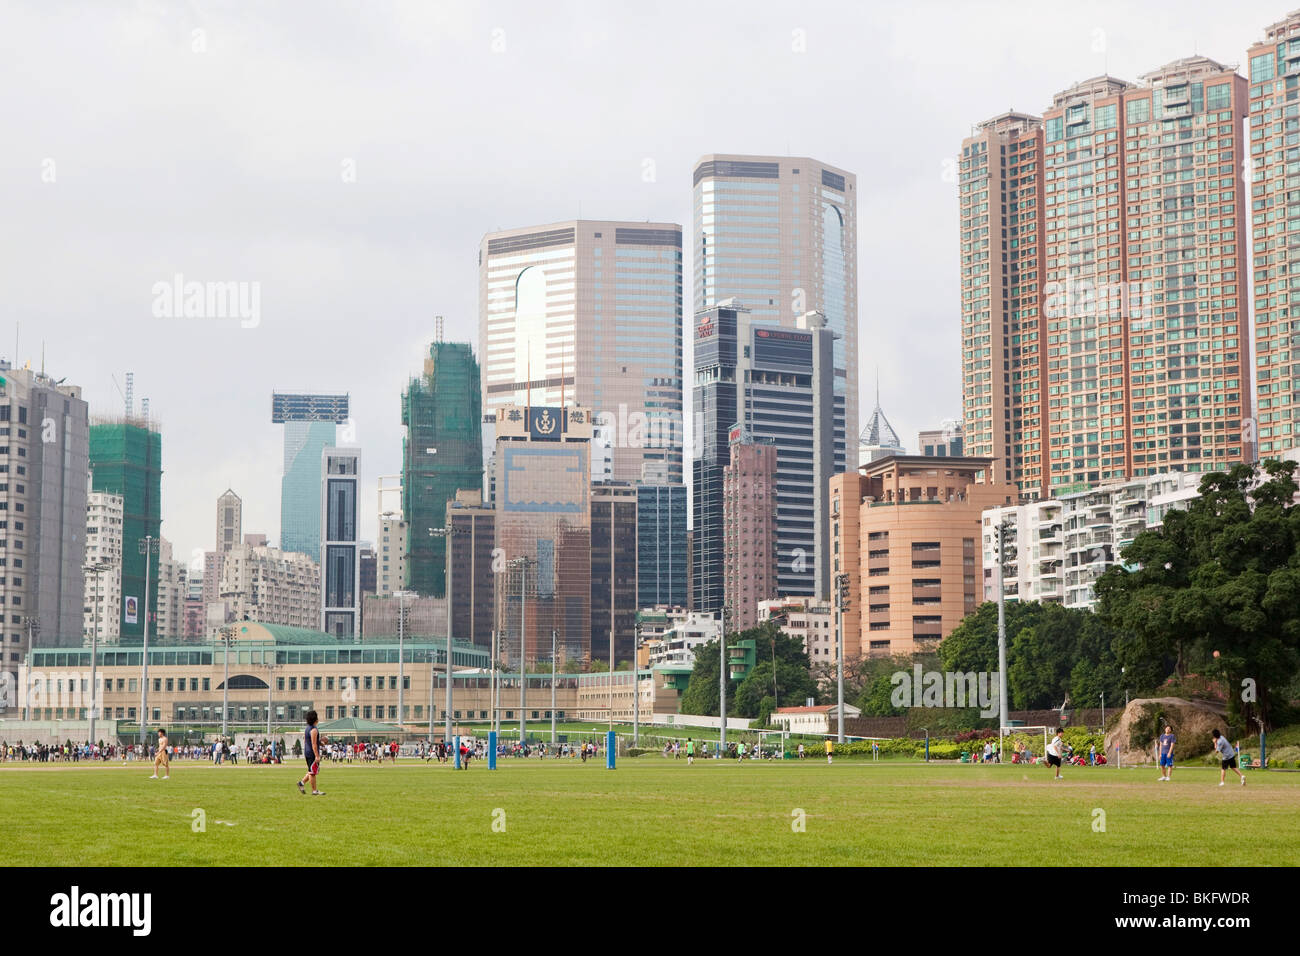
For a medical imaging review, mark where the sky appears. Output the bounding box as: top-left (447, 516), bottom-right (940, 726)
top-left (0, 0), bottom-right (1282, 569)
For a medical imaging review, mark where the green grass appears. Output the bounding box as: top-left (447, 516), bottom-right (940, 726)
top-left (2, 758), bottom-right (1297, 866)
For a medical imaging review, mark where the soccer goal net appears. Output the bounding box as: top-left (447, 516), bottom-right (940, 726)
top-left (1000, 726), bottom-right (1051, 764)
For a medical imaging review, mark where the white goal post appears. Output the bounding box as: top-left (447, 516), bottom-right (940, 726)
top-left (1000, 725), bottom-right (1051, 762)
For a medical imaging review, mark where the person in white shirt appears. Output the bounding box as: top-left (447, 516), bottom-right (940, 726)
top-left (1045, 728), bottom-right (1065, 780)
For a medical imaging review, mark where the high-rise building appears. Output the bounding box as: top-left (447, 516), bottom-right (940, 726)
top-left (962, 56), bottom-right (1252, 498)
top-left (219, 539), bottom-right (321, 633)
top-left (960, 111), bottom-right (1045, 498)
top-left (154, 538), bottom-right (188, 642)
top-left (273, 393), bottom-right (348, 557)
top-left (635, 482), bottom-right (688, 609)
top-left (492, 403), bottom-right (592, 664)
top-left (983, 469), bottom-right (1201, 609)
top-left (723, 436), bottom-right (778, 632)
top-left (591, 482), bottom-right (638, 665)
top-left (919, 421), bottom-right (964, 457)
top-left (1250, 13), bottom-right (1300, 458)
top-left (693, 303), bottom-right (838, 612)
top-left (183, 576), bottom-right (204, 641)
top-left (479, 221), bottom-right (684, 484)
top-left (376, 516), bottom-right (407, 597)
top-left (445, 489), bottom-right (495, 652)
top-left (693, 154), bottom-right (857, 455)
top-left (359, 546), bottom-right (377, 598)
top-left (858, 395), bottom-right (905, 467)
top-left (830, 456), bottom-right (1014, 659)
top-left (0, 366), bottom-right (90, 661)
top-left (757, 597), bottom-right (836, 666)
top-left (83, 489), bottom-right (123, 645)
top-left (89, 418), bottom-right (161, 645)
top-left (321, 447), bottom-right (360, 638)
top-left (402, 340), bottom-right (483, 596)
top-left (216, 489), bottom-right (242, 555)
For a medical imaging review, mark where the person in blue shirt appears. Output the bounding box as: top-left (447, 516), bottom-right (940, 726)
top-left (1157, 725), bottom-right (1176, 781)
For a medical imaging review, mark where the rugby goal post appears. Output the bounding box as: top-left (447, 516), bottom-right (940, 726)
top-left (1000, 726), bottom-right (1051, 764)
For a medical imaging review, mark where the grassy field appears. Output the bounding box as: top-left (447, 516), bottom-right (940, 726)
top-left (2, 757), bottom-right (1297, 866)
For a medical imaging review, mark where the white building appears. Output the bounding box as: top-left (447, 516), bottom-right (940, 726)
top-left (983, 470), bottom-right (1202, 610)
top-left (769, 703), bottom-right (861, 736)
top-left (83, 490), bottom-right (124, 644)
top-left (757, 597), bottom-right (835, 663)
top-left (154, 538), bottom-right (188, 642)
top-left (376, 515), bottom-right (407, 597)
top-left (218, 541), bottom-right (321, 635)
top-left (645, 612), bottom-right (721, 668)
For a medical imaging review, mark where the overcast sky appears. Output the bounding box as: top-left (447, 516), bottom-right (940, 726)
top-left (0, 0), bottom-right (1279, 568)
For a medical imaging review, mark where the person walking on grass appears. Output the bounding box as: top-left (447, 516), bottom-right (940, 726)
top-left (149, 729), bottom-right (170, 780)
top-left (686, 738), bottom-right (695, 765)
top-left (1212, 730), bottom-right (1245, 787)
top-left (1157, 725), bottom-right (1176, 781)
top-left (298, 710), bottom-right (325, 796)
top-left (1045, 728), bottom-right (1065, 780)
top-left (824, 737), bottom-right (833, 765)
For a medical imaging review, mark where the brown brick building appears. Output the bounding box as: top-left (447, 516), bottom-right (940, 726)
top-left (830, 456), bottom-right (1015, 659)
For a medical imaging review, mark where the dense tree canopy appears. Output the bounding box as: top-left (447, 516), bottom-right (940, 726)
top-left (1095, 460), bottom-right (1300, 725)
top-left (680, 622), bottom-right (817, 720)
top-left (938, 600), bottom-right (1124, 711)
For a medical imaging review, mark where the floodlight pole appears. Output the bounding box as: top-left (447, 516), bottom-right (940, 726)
top-left (835, 573), bottom-right (848, 744)
top-left (220, 626), bottom-right (232, 740)
top-left (84, 562), bottom-right (110, 746)
top-left (394, 590), bottom-right (409, 729)
top-left (519, 558), bottom-right (527, 746)
top-left (720, 605), bottom-right (729, 750)
top-left (996, 520), bottom-right (1009, 760)
top-left (138, 535), bottom-right (158, 745)
top-left (632, 619), bottom-right (640, 748)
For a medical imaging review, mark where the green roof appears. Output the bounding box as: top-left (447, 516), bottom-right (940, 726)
top-left (318, 716), bottom-right (402, 736)
top-left (245, 623), bottom-right (338, 645)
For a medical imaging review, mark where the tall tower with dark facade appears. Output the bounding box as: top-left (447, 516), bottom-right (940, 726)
top-left (402, 340), bottom-right (483, 596)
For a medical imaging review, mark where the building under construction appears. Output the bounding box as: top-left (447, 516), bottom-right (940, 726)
top-left (89, 418), bottom-right (162, 644)
top-left (401, 340), bottom-right (483, 596)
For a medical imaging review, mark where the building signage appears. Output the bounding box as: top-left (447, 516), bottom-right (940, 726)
top-left (528, 406), bottom-right (565, 441)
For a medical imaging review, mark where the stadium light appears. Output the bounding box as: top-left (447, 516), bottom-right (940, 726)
top-left (138, 535), bottom-right (160, 745)
top-left (82, 562), bottom-right (112, 746)
top-left (994, 519), bottom-right (1011, 759)
top-left (835, 573), bottom-right (850, 744)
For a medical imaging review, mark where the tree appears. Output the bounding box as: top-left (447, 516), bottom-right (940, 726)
top-left (679, 638), bottom-right (731, 716)
top-left (1005, 604), bottom-right (1122, 710)
top-left (1095, 460), bottom-right (1300, 726)
top-left (680, 621), bottom-right (813, 717)
top-left (938, 600), bottom-right (1047, 675)
top-left (734, 659), bottom-right (819, 720)
top-left (853, 654), bottom-right (916, 716)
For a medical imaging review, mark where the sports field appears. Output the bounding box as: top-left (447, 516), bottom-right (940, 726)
top-left (3, 758), bottom-right (1297, 866)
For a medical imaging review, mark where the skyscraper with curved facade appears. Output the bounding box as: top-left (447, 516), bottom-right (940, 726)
top-left (478, 221), bottom-right (684, 485)
top-left (692, 154), bottom-right (857, 465)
